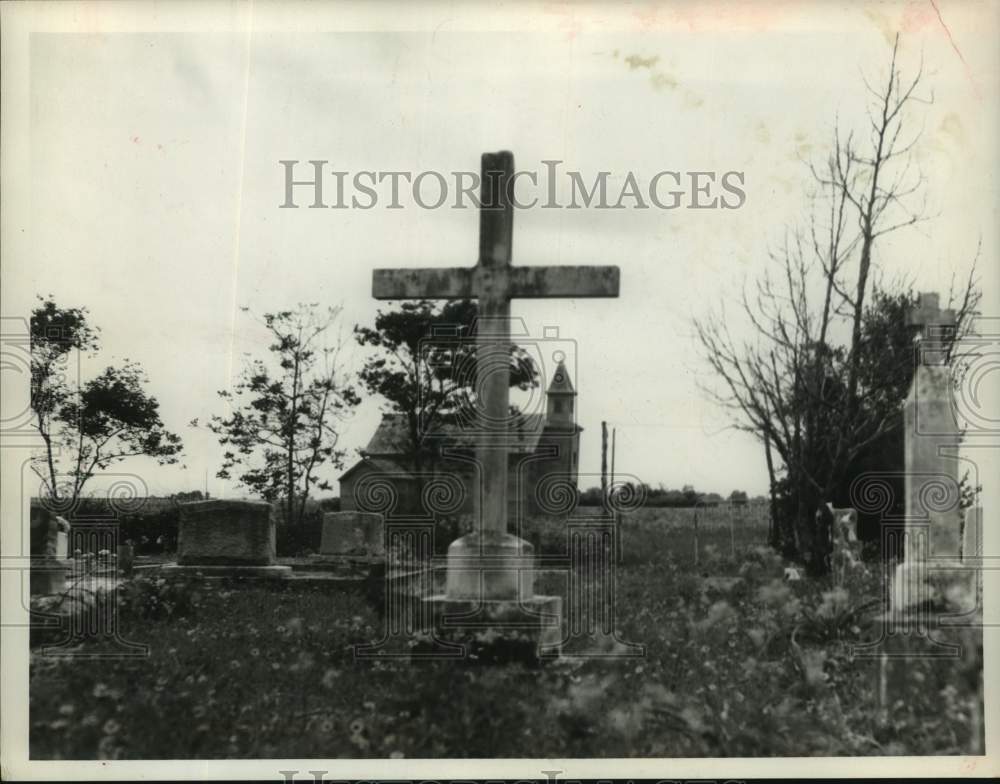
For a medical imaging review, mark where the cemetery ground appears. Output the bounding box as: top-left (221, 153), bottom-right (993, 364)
top-left (29, 510), bottom-right (981, 759)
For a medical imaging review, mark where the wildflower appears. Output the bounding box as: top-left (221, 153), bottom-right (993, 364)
top-left (102, 719), bottom-right (121, 735)
top-left (92, 683), bottom-right (111, 698)
top-left (96, 736), bottom-right (121, 760)
top-left (321, 669), bottom-right (341, 688)
top-left (286, 617), bottom-right (304, 635)
top-left (816, 587), bottom-right (850, 619)
top-left (695, 600), bottom-right (736, 633)
top-left (566, 674), bottom-right (611, 712)
top-left (250, 648), bottom-right (260, 657)
top-left (780, 597), bottom-right (803, 618)
top-left (389, 750), bottom-right (405, 759)
top-left (349, 719), bottom-right (370, 751)
top-left (289, 651), bottom-right (315, 672)
top-left (757, 579), bottom-right (792, 608)
top-left (608, 707), bottom-right (637, 735)
top-left (230, 660), bottom-right (241, 670)
top-left (799, 649), bottom-right (827, 686)
top-left (58, 704), bottom-right (75, 716)
top-left (746, 628), bottom-right (767, 649)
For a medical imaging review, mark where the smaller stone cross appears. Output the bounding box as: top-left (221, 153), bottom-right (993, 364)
top-left (906, 292), bottom-right (956, 366)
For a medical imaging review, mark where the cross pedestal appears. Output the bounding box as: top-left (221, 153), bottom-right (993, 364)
top-left (373, 151), bottom-right (620, 658)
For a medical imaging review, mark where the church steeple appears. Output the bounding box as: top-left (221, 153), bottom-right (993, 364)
top-left (546, 359), bottom-right (575, 429)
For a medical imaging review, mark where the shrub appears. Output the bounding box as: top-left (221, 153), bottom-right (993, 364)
top-left (117, 576), bottom-right (195, 622)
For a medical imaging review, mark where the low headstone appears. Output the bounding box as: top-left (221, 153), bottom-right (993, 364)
top-left (54, 517), bottom-right (70, 560)
top-left (164, 499), bottom-right (290, 579)
top-left (117, 544), bottom-right (135, 576)
top-left (819, 504), bottom-right (864, 588)
top-left (319, 511), bottom-right (384, 558)
top-left (29, 502), bottom-right (71, 595)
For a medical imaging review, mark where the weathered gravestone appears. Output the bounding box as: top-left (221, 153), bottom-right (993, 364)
top-left (29, 501), bottom-right (71, 595)
top-left (164, 499), bottom-right (291, 579)
top-left (876, 292), bottom-right (983, 752)
top-left (319, 511), bottom-right (384, 558)
top-left (372, 151), bottom-right (621, 659)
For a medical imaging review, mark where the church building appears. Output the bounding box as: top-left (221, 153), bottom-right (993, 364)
top-left (339, 361), bottom-right (581, 519)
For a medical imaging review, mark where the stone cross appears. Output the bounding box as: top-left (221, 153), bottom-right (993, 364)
top-left (906, 292), bottom-right (956, 366)
top-left (372, 151), bottom-right (620, 541)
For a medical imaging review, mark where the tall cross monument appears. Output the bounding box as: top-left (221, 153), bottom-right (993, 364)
top-left (373, 151), bottom-right (619, 602)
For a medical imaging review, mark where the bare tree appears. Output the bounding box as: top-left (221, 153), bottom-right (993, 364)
top-left (695, 37), bottom-right (981, 570)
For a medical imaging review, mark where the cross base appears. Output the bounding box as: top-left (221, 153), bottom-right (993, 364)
top-left (888, 560), bottom-right (978, 616)
top-left (444, 530), bottom-right (537, 601)
top-left (874, 573), bottom-right (983, 753)
top-left (421, 593), bottom-right (562, 662)
top-left (159, 564), bottom-right (292, 580)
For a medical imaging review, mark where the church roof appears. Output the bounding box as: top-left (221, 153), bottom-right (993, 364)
top-left (363, 412), bottom-right (549, 456)
top-left (547, 360), bottom-right (575, 394)
top-left (339, 455), bottom-right (416, 482)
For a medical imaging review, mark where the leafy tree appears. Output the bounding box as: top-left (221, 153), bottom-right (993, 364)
top-left (354, 299), bottom-right (538, 481)
top-left (729, 490), bottom-right (749, 506)
top-left (170, 490), bottom-right (206, 502)
top-left (198, 304), bottom-right (359, 528)
top-left (30, 297), bottom-right (183, 506)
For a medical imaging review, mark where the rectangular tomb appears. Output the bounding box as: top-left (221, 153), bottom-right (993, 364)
top-left (177, 499), bottom-right (276, 566)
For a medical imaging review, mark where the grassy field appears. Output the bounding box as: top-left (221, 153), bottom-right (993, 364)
top-left (29, 509), bottom-right (982, 758)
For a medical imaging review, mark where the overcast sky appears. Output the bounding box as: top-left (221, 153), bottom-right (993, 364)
top-left (4, 1), bottom-right (998, 499)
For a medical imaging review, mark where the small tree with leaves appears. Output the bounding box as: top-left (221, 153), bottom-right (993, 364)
top-left (354, 299), bottom-right (537, 487)
top-left (30, 297), bottom-right (183, 506)
top-left (198, 304), bottom-right (359, 528)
